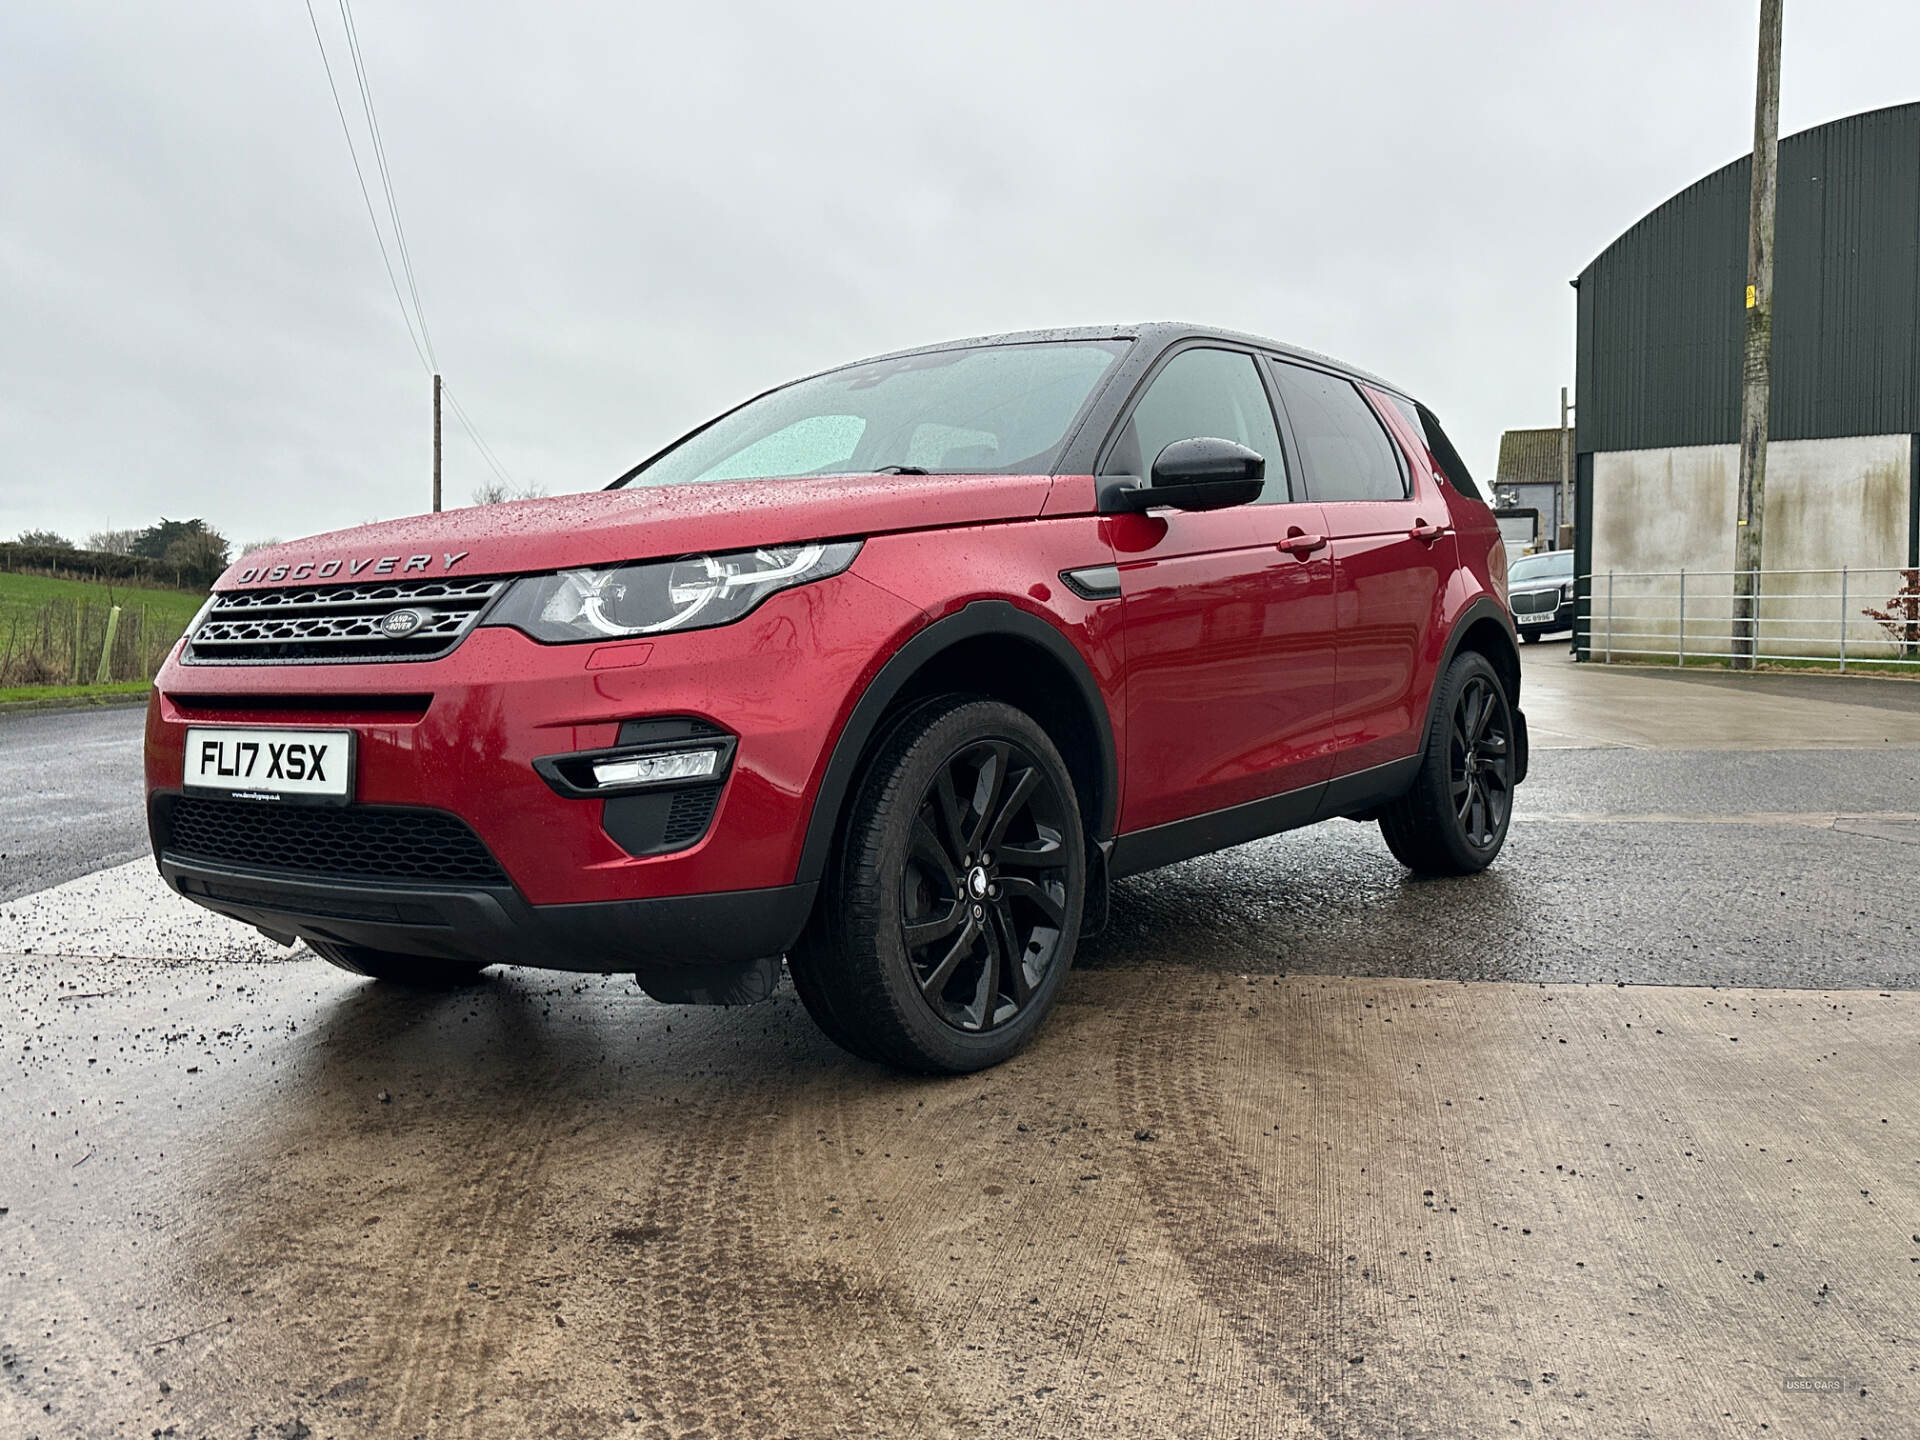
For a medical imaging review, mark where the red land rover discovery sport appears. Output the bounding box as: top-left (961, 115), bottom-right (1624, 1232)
top-left (146, 324), bottom-right (1527, 1072)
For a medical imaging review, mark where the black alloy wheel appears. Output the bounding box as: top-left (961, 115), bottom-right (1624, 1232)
top-left (900, 737), bottom-right (1072, 1034)
top-left (1448, 671), bottom-right (1514, 851)
top-left (1378, 650), bottom-right (1517, 875)
top-left (788, 697), bottom-right (1086, 1073)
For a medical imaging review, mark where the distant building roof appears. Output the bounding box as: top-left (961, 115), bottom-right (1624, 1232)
top-left (1496, 428), bottom-right (1566, 489)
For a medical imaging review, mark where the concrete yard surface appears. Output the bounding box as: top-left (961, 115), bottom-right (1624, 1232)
top-left (3, 945), bottom-right (1916, 1440)
top-left (1518, 646), bottom-right (1920, 751)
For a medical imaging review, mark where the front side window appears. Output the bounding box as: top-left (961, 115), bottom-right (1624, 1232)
top-left (1269, 360), bottom-right (1409, 503)
top-left (1101, 347), bottom-right (1290, 503)
top-left (615, 341), bottom-right (1125, 488)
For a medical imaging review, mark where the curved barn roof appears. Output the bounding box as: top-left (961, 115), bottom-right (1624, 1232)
top-left (1575, 101), bottom-right (1920, 453)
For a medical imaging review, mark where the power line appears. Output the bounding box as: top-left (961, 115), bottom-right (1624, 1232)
top-left (336, 0), bottom-right (438, 372)
top-left (443, 384), bottom-right (518, 492)
top-left (303, 1), bottom-right (522, 494)
top-left (445, 393), bottom-right (511, 487)
top-left (303, 0), bottom-right (428, 372)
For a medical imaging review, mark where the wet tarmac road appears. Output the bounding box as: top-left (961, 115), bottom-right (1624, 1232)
top-left (3, 654), bottom-right (1919, 1438)
top-left (0, 704), bottom-right (149, 903)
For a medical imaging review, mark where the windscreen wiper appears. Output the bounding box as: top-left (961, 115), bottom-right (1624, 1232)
top-left (867, 465), bottom-right (930, 475)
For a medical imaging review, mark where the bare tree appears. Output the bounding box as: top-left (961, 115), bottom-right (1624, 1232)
top-left (470, 480), bottom-right (548, 506)
top-left (87, 528), bottom-right (140, 555)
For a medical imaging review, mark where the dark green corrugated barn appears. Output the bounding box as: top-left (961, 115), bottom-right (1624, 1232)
top-left (1572, 101), bottom-right (1920, 661)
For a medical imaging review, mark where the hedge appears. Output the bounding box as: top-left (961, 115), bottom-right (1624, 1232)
top-left (0, 543), bottom-right (194, 589)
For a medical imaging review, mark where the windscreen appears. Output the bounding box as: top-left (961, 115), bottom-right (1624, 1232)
top-left (614, 341), bottom-right (1126, 488)
top-left (1509, 551), bottom-right (1575, 583)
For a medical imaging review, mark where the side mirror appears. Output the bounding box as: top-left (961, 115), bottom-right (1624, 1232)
top-left (1100, 437), bottom-right (1266, 513)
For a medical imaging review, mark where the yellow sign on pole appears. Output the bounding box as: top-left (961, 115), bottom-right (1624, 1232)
top-left (1745, 284), bottom-right (1757, 309)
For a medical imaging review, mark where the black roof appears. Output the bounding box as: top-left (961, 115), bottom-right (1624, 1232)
top-left (837, 322), bottom-right (1410, 400)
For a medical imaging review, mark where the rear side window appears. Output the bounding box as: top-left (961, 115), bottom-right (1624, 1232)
top-left (1102, 347), bottom-right (1290, 503)
top-left (1384, 394), bottom-right (1485, 500)
top-left (1268, 360), bottom-right (1408, 503)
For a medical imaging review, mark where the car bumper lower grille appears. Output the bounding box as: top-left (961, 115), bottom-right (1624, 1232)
top-left (184, 576), bottom-right (508, 665)
top-left (156, 795), bottom-right (510, 887)
top-left (1511, 589), bottom-right (1563, 616)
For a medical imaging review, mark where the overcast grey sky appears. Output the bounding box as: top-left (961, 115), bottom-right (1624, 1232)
top-left (3, 1), bottom-right (1916, 547)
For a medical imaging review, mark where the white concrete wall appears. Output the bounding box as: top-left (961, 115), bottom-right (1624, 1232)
top-left (1589, 435), bottom-right (1913, 662)
top-left (1590, 444), bottom-right (1737, 659)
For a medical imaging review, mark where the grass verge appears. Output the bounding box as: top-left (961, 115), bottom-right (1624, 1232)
top-left (0, 681), bottom-right (152, 713)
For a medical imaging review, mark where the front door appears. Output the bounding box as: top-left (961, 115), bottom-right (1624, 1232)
top-left (1105, 346), bottom-right (1339, 834)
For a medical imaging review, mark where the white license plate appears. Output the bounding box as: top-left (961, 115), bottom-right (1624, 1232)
top-left (183, 727), bottom-right (354, 803)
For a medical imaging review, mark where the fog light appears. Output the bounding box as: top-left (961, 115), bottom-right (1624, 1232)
top-left (590, 749), bottom-right (720, 788)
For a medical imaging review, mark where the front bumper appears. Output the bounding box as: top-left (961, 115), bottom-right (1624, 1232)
top-left (144, 572), bottom-right (922, 909)
top-left (1514, 601), bottom-right (1576, 632)
top-left (156, 848), bottom-right (815, 994)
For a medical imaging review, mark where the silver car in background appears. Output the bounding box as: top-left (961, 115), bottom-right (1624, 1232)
top-left (1508, 549), bottom-right (1575, 642)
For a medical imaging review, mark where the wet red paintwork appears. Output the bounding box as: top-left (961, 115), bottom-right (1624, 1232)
top-left (148, 423), bottom-right (1509, 905)
top-left (218, 472), bottom-right (1059, 588)
top-left (1104, 501), bottom-right (1338, 831)
top-left (150, 571), bottom-right (926, 904)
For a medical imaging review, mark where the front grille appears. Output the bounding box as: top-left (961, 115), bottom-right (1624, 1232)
top-left (1511, 588), bottom-right (1562, 616)
top-left (161, 796), bottom-right (509, 886)
top-left (185, 577), bottom-right (508, 665)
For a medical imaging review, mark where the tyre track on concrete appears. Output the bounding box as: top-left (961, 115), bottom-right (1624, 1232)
top-left (377, 1114), bottom-right (560, 1439)
top-left (763, 1068), bottom-right (978, 1435)
top-left (761, 1034), bottom-right (1118, 1437)
top-left (616, 1020), bottom-right (968, 1440)
top-left (1112, 977), bottom-right (1429, 1438)
top-left (185, 983), bottom-right (580, 1439)
top-left (890, 992), bottom-right (1167, 1436)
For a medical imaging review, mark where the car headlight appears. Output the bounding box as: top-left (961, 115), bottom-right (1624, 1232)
top-left (485, 540), bottom-right (862, 643)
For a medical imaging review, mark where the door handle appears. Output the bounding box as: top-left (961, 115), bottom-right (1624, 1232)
top-left (1409, 520), bottom-right (1448, 543)
top-left (1277, 532), bottom-right (1327, 557)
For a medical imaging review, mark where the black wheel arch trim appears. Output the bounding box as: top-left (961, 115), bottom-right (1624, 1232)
top-left (795, 601), bottom-right (1119, 887)
top-left (1424, 595), bottom-right (1528, 785)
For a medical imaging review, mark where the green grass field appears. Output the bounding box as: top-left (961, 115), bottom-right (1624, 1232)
top-left (0, 570), bottom-right (206, 690)
top-left (0, 570), bottom-right (206, 631)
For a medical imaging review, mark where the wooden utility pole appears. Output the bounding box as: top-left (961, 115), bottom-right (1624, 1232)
top-left (1732, 0), bottom-right (1783, 669)
top-left (432, 372), bottom-right (444, 512)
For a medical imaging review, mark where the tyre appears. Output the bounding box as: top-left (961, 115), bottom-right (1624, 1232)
top-left (308, 938), bottom-right (492, 987)
top-left (790, 697), bottom-right (1085, 1073)
top-left (1378, 650), bottom-right (1517, 875)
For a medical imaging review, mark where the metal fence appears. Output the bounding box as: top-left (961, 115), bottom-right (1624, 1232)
top-left (1576, 567), bottom-right (1920, 671)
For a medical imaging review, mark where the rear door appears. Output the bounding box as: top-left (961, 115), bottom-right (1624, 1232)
top-left (1267, 359), bottom-right (1454, 777)
top-left (1104, 345), bottom-right (1337, 833)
